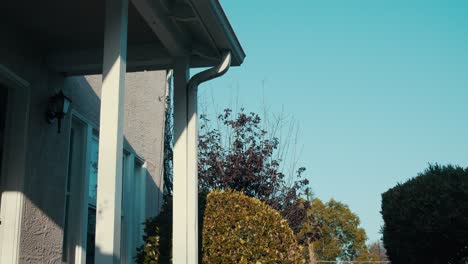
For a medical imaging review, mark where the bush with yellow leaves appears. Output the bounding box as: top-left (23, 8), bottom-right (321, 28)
top-left (202, 190), bottom-right (305, 263)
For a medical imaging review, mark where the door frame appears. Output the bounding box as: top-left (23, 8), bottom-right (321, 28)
top-left (0, 64), bottom-right (31, 264)
top-left (64, 110), bottom-right (147, 264)
top-left (62, 113), bottom-right (93, 264)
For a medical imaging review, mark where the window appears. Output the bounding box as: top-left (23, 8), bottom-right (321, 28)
top-left (63, 116), bottom-right (146, 264)
top-left (133, 160), bottom-right (146, 252)
top-left (121, 156), bottom-right (146, 263)
top-left (61, 127), bottom-right (74, 262)
top-left (85, 131), bottom-right (99, 264)
top-left (62, 118), bottom-right (88, 264)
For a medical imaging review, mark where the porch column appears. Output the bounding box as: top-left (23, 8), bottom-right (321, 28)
top-left (186, 68), bottom-right (199, 263)
top-left (173, 57), bottom-right (199, 264)
top-left (94, 0), bottom-right (128, 262)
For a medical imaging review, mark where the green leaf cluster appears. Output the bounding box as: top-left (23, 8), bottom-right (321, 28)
top-left (140, 236), bottom-right (160, 264)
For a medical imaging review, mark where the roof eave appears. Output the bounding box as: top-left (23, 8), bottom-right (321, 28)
top-left (188, 0), bottom-right (246, 67)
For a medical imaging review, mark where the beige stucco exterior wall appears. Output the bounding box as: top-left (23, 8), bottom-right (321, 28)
top-left (68, 72), bottom-right (167, 218)
top-left (1, 21), bottom-right (167, 263)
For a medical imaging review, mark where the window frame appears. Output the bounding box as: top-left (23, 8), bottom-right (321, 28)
top-left (63, 111), bottom-right (147, 264)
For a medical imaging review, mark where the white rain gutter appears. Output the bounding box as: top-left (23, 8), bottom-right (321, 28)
top-left (187, 51), bottom-right (232, 91)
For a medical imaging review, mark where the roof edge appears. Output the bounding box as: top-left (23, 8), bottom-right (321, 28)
top-left (208, 0), bottom-right (246, 65)
top-left (188, 0), bottom-right (246, 66)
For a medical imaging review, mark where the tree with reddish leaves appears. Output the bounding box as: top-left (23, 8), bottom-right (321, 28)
top-left (198, 108), bottom-right (310, 229)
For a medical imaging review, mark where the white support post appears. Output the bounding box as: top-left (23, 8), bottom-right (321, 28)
top-left (173, 57), bottom-right (198, 264)
top-left (173, 57), bottom-right (189, 264)
top-left (94, 0), bottom-right (128, 262)
top-left (186, 68), bottom-right (199, 263)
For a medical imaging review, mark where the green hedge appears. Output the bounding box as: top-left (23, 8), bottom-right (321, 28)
top-left (136, 190), bottom-right (304, 263)
top-left (381, 164), bottom-right (468, 263)
top-left (202, 190), bottom-right (304, 263)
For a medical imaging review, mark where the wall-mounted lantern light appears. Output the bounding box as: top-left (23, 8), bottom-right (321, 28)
top-left (46, 91), bottom-right (72, 134)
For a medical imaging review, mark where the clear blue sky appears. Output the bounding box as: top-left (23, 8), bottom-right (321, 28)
top-left (196, 0), bottom-right (468, 242)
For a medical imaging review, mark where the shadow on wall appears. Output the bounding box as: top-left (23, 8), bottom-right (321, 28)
top-left (95, 246), bottom-right (121, 263)
top-left (1, 73), bottom-right (164, 261)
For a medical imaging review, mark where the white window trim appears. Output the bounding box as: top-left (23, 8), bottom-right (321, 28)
top-left (62, 113), bottom-right (93, 264)
top-left (64, 111), bottom-right (147, 264)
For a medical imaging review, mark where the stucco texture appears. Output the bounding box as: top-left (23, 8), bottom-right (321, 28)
top-left (72, 71), bottom-right (167, 217)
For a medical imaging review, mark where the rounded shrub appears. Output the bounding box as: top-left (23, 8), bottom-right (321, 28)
top-left (202, 190), bottom-right (305, 263)
top-left (381, 164), bottom-right (468, 263)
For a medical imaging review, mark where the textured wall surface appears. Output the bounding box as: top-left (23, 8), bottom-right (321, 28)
top-left (1, 23), bottom-right (70, 264)
top-left (1, 21), bottom-right (167, 263)
top-left (70, 71), bottom-right (167, 217)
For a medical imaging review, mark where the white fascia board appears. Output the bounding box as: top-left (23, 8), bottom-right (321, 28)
top-left (187, 0), bottom-right (246, 67)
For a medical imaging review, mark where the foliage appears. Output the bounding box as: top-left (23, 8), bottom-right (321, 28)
top-left (293, 198), bottom-right (321, 246)
top-left (298, 198), bottom-right (369, 262)
top-left (353, 246), bottom-right (380, 262)
top-left (138, 235), bottom-right (159, 264)
top-left (197, 108), bottom-right (377, 262)
top-left (198, 108), bottom-right (309, 226)
top-left (135, 197), bottom-right (172, 264)
top-left (202, 190), bottom-right (305, 263)
top-left (381, 164), bottom-right (468, 264)
top-left (136, 190), bottom-right (304, 263)
top-left (367, 240), bottom-right (389, 261)
top-left (163, 73), bottom-right (174, 195)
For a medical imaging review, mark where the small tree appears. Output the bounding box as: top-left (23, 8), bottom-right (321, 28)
top-left (301, 198), bottom-right (370, 262)
top-left (198, 108), bottom-right (309, 222)
top-left (381, 164), bottom-right (468, 264)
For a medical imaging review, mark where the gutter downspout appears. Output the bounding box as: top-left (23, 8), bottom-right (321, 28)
top-left (187, 51), bottom-right (232, 91)
top-left (185, 51), bottom-right (231, 263)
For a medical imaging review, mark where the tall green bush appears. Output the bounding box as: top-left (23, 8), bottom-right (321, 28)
top-left (381, 164), bottom-right (468, 263)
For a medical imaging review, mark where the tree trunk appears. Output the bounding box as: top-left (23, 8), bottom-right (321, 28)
top-left (308, 243), bottom-right (317, 264)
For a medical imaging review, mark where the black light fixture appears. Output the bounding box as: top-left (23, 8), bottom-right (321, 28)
top-left (46, 90), bottom-right (72, 134)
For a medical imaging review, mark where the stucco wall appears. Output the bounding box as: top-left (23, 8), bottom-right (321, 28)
top-left (67, 71), bottom-right (167, 218)
top-left (1, 20), bottom-right (167, 263)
